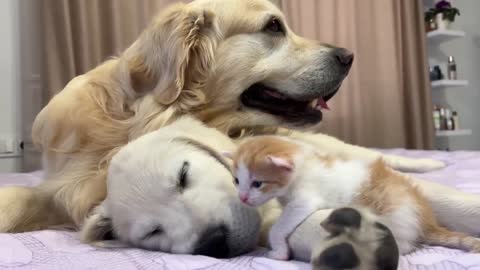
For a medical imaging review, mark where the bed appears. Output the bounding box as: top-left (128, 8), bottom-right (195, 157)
top-left (1, 149), bottom-right (480, 270)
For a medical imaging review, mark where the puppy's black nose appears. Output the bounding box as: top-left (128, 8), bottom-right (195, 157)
top-left (333, 48), bottom-right (354, 67)
top-left (194, 225), bottom-right (230, 258)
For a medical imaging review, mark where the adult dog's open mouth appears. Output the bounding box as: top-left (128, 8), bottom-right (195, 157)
top-left (241, 83), bottom-right (339, 124)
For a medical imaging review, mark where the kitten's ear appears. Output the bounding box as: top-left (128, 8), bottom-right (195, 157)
top-left (267, 155), bottom-right (294, 171)
top-left (222, 152), bottom-right (233, 159)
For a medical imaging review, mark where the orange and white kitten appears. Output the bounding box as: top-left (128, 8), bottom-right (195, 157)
top-left (228, 135), bottom-right (480, 261)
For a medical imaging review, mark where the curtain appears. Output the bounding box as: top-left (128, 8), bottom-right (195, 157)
top-left (41, 0), bottom-right (185, 96)
top-left (281, 0), bottom-right (434, 149)
top-left (21, 0), bottom-right (184, 171)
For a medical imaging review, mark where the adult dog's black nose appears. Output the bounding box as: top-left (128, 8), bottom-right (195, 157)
top-left (194, 225), bottom-right (230, 258)
top-left (333, 48), bottom-right (354, 67)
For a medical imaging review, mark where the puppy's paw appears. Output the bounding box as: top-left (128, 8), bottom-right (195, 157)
top-left (267, 248), bottom-right (290, 261)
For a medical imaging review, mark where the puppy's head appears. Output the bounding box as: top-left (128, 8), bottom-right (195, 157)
top-left (81, 118), bottom-right (260, 257)
top-left (121, 0), bottom-right (353, 134)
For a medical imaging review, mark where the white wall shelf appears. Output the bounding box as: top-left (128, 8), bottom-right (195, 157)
top-left (427, 30), bottom-right (466, 43)
top-left (436, 129), bottom-right (472, 137)
top-left (431, 80), bottom-right (469, 88)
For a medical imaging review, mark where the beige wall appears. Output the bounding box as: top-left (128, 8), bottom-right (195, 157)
top-left (0, 0), bottom-right (22, 172)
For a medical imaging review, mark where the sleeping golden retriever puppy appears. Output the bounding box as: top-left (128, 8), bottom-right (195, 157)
top-left (1, 0), bottom-right (479, 246)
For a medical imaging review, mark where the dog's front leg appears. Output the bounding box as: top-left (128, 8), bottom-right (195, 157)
top-left (410, 178), bottom-right (480, 235)
top-left (283, 129), bottom-right (445, 173)
top-left (0, 186), bottom-right (64, 232)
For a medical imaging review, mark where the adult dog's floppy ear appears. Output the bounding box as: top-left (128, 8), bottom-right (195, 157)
top-left (80, 204), bottom-right (126, 248)
top-left (123, 3), bottom-right (220, 106)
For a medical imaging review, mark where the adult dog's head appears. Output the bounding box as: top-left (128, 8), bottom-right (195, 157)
top-left (81, 117), bottom-right (261, 257)
top-left (121, 0), bottom-right (353, 135)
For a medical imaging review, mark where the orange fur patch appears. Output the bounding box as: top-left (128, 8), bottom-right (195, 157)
top-left (234, 136), bottom-right (299, 188)
top-left (354, 159), bottom-right (433, 218)
top-left (354, 159), bottom-right (480, 251)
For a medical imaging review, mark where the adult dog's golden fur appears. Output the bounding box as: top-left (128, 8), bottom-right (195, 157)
top-left (1, 0), bottom-right (478, 239)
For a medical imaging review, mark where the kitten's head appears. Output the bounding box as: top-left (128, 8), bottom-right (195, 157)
top-left (225, 136), bottom-right (298, 207)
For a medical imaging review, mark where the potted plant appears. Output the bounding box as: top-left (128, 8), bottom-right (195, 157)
top-left (424, 0), bottom-right (460, 30)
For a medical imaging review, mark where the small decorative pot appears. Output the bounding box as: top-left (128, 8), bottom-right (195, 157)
top-left (426, 18), bottom-right (437, 32)
top-left (436, 13), bottom-right (451, 30)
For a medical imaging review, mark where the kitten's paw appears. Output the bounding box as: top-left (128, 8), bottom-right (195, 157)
top-left (267, 249), bottom-right (290, 261)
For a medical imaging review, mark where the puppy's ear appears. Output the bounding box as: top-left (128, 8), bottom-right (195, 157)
top-left (314, 243), bottom-right (360, 269)
top-left (374, 222), bottom-right (400, 270)
top-left (80, 204), bottom-right (126, 248)
top-left (321, 207), bottom-right (362, 234)
top-left (123, 3), bottom-right (220, 107)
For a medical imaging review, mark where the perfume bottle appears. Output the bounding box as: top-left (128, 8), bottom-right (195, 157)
top-left (447, 56), bottom-right (457, 80)
top-left (433, 106), bottom-right (441, 130)
top-left (445, 108), bottom-right (455, 130)
top-left (452, 111), bottom-right (459, 130)
top-left (431, 66), bottom-right (444, 81)
top-left (439, 107), bottom-right (446, 130)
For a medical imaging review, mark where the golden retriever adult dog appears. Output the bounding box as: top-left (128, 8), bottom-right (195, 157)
top-left (1, 0), bottom-right (479, 255)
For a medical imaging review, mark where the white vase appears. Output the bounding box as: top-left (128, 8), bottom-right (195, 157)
top-left (436, 13), bottom-right (451, 30)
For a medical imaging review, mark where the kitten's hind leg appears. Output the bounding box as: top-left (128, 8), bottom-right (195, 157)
top-left (267, 199), bottom-right (320, 260)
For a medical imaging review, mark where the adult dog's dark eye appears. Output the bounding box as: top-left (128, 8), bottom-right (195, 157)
top-left (143, 226), bottom-right (164, 240)
top-left (178, 161), bottom-right (190, 190)
top-left (234, 177), bottom-right (239, 185)
top-left (264, 18), bottom-right (284, 34)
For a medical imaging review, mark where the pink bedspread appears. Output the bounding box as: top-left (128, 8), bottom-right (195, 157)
top-left (1, 149), bottom-right (480, 270)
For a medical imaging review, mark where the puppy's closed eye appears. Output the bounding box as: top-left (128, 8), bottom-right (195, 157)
top-left (177, 161), bottom-right (190, 190)
top-left (142, 226), bottom-right (164, 240)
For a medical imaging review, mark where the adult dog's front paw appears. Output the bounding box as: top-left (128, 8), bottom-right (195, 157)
top-left (267, 248), bottom-right (290, 261)
top-left (386, 156), bottom-right (446, 173)
top-left (414, 159), bottom-right (446, 172)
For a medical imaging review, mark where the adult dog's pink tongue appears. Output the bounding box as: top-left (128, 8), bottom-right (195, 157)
top-left (316, 97), bottom-right (330, 110)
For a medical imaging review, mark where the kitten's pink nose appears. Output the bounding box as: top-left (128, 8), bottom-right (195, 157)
top-left (239, 194), bottom-right (248, 203)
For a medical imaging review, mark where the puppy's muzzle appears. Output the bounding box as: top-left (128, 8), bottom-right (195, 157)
top-left (194, 224), bottom-right (229, 258)
top-left (192, 200), bottom-right (260, 258)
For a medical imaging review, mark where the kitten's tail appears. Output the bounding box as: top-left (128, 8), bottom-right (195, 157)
top-left (424, 226), bottom-right (480, 252)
